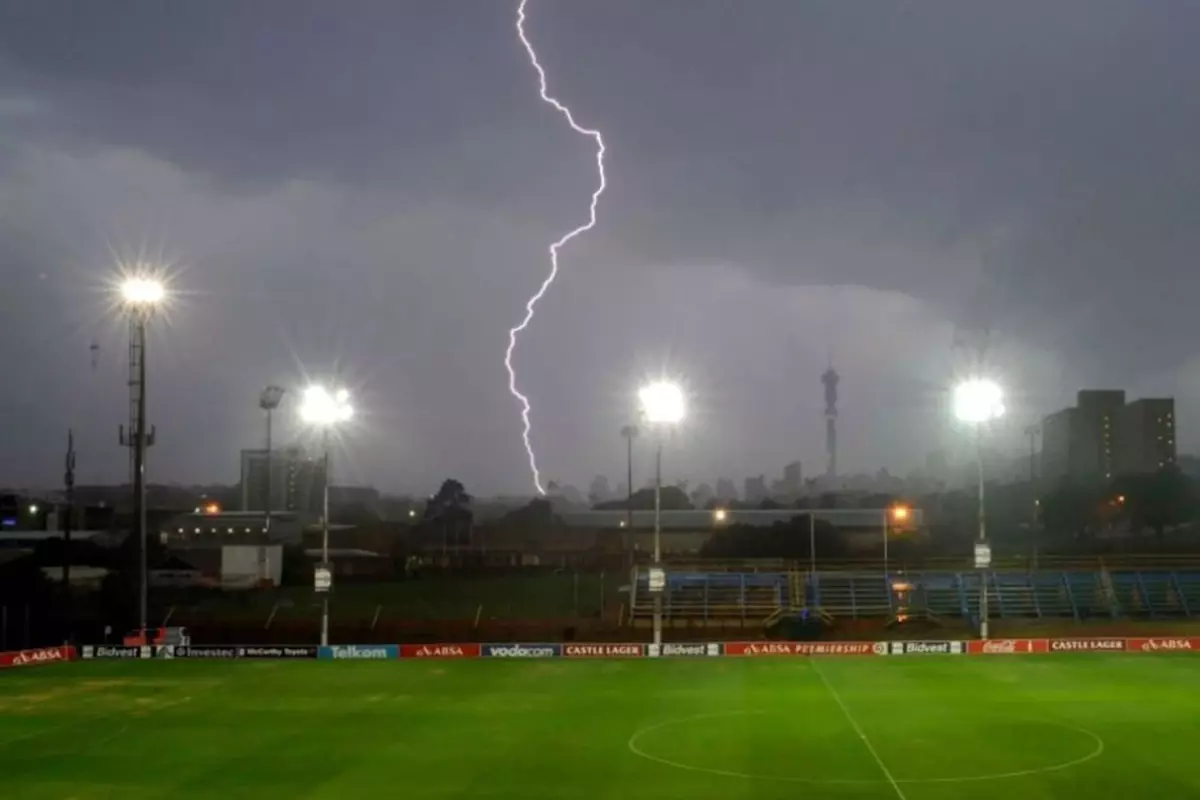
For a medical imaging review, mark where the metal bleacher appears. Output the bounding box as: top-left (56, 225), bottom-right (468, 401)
top-left (630, 560), bottom-right (1200, 627)
top-left (629, 569), bottom-right (790, 627)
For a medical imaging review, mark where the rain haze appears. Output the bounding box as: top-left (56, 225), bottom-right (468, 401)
top-left (1, 0), bottom-right (1198, 496)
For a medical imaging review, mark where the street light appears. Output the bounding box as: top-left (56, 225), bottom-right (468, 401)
top-left (637, 380), bottom-right (686, 648)
top-left (952, 378), bottom-right (1005, 640)
top-left (117, 274), bottom-right (166, 641)
top-left (299, 385), bottom-right (353, 648)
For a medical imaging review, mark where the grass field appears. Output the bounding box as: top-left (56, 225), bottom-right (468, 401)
top-left (1, 655), bottom-right (1197, 799)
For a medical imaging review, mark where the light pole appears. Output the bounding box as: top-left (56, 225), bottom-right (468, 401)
top-left (952, 378), bottom-right (1005, 640)
top-left (620, 424), bottom-right (638, 532)
top-left (637, 380), bottom-right (685, 647)
top-left (885, 504), bottom-right (910, 575)
top-left (259, 386), bottom-right (286, 534)
top-left (299, 385), bottom-right (353, 647)
top-left (118, 276), bottom-right (165, 639)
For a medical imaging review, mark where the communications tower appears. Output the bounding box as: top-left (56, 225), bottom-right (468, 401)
top-left (821, 363), bottom-right (839, 479)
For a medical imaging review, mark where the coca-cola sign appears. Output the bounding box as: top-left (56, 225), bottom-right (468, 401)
top-left (1128, 637), bottom-right (1200, 652)
top-left (725, 641), bottom-right (881, 657)
top-left (1050, 638), bottom-right (1126, 652)
top-left (0, 646), bottom-right (75, 669)
top-left (563, 643), bottom-right (644, 658)
top-left (966, 639), bottom-right (1047, 655)
top-left (399, 643), bottom-right (481, 659)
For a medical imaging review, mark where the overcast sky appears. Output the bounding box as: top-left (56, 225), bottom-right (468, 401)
top-left (1, 0), bottom-right (1198, 496)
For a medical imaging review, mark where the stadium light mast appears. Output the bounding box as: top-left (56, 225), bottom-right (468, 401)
top-left (259, 386), bottom-right (286, 534)
top-left (952, 378), bottom-right (1005, 640)
top-left (299, 385), bottom-right (353, 648)
top-left (637, 380), bottom-right (686, 648)
top-left (117, 274), bottom-right (166, 640)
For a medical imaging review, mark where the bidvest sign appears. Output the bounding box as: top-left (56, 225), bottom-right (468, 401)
top-left (647, 643), bottom-right (722, 657)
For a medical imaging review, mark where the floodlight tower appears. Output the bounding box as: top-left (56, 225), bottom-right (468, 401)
top-left (299, 385), bottom-right (353, 647)
top-left (952, 377), bottom-right (1005, 640)
top-left (117, 276), bottom-right (165, 638)
top-left (637, 380), bottom-right (685, 647)
top-left (620, 424), bottom-right (638, 532)
top-left (259, 386), bottom-right (286, 533)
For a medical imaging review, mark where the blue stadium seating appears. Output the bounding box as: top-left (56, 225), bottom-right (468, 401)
top-left (630, 567), bottom-right (1200, 624)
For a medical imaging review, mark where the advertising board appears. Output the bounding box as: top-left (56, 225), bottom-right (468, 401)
top-left (481, 644), bottom-right (561, 658)
top-left (965, 639), bottom-right (1048, 655)
top-left (647, 643), bottom-right (722, 657)
top-left (563, 643), bottom-right (645, 658)
top-left (1049, 638), bottom-right (1126, 652)
top-left (399, 643), bottom-right (481, 659)
top-left (724, 642), bottom-right (883, 657)
top-left (1126, 637), bottom-right (1200, 653)
top-left (0, 645), bottom-right (75, 669)
top-left (82, 645), bottom-right (144, 659)
top-left (889, 641), bottom-right (964, 655)
top-left (319, 645), bottom-right (396, 660)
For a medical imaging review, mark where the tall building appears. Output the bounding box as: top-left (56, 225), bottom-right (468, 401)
top-left (715, 478), bottom-right (738, 502)
top-left (239, 446), bottom-right (325, 514)
top-left (1118, 398), bottom-right (1176, 474)
top-left (743, 475), bottom-right (768, 504)
top-left (1042, 390), bottom-right (1175, 482)
top-left (1076, 390), bottom-right (1125, 479)
top-left (782, 461), bottom-right (803, 495)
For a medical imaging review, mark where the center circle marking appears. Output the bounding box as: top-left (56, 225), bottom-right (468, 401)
top-left (627, 710), bottom-right (1104, 786)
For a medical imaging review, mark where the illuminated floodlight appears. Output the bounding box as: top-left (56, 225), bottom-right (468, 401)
top-left (952, 379), bottom-right (1005, 425)
top-left (713, 508), bottom-right (728, 524)
top-left (119, 277), bottom-right (166, 307)
top-left (299, 385), bottom-right (353, 426)
top-left (890, 505), bottom-right (910, 523)
top-left (638, 381), bottom-right (686, 425)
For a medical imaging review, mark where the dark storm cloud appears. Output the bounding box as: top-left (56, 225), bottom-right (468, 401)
top-left (1, 0), bottom-right (1198, 492)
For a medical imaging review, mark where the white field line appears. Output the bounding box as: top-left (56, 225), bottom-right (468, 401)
top-left (809, 659), bottom-right (908, 800)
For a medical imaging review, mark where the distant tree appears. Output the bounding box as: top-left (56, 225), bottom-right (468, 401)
top-left (1110, 467), bottom-right (1194, 539)
top-left (701, 515), bottom-right (843, 560)
top-left (498, 498), bottom-right (556, 529)
top-left (423, 479), bottom-right (474, 551)
top-left (1041, 480), bottom-right (1102, 539)
top-left (587, 475), bottom-right (612, 506)
top-left (595, 485), bottom-right (692, 511)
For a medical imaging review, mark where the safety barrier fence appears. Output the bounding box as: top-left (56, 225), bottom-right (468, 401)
top-left (3, 636), bottom-right (1200, 668)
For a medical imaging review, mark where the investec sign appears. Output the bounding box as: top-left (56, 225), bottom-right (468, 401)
top-left (482, 644), bottom-right (561, 658)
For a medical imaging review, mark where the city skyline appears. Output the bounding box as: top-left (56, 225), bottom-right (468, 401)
top-left (3, 2), bottom-right (1200, 493)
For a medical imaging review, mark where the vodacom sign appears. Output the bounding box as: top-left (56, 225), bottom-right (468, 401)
top-left (0, 646), bottom-right (76, 669)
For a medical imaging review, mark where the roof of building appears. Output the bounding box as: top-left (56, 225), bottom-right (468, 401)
top-left (0, 529), bottom-right (116, 543)
top-left (557, 508), bottom-right (922, 530)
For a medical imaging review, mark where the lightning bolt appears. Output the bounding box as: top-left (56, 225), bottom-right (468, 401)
top-left (507, 0), bottom-right (607, 495)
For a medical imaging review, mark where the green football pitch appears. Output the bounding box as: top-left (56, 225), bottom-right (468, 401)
top-left (1, 656), bottom-right (1197, 799)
